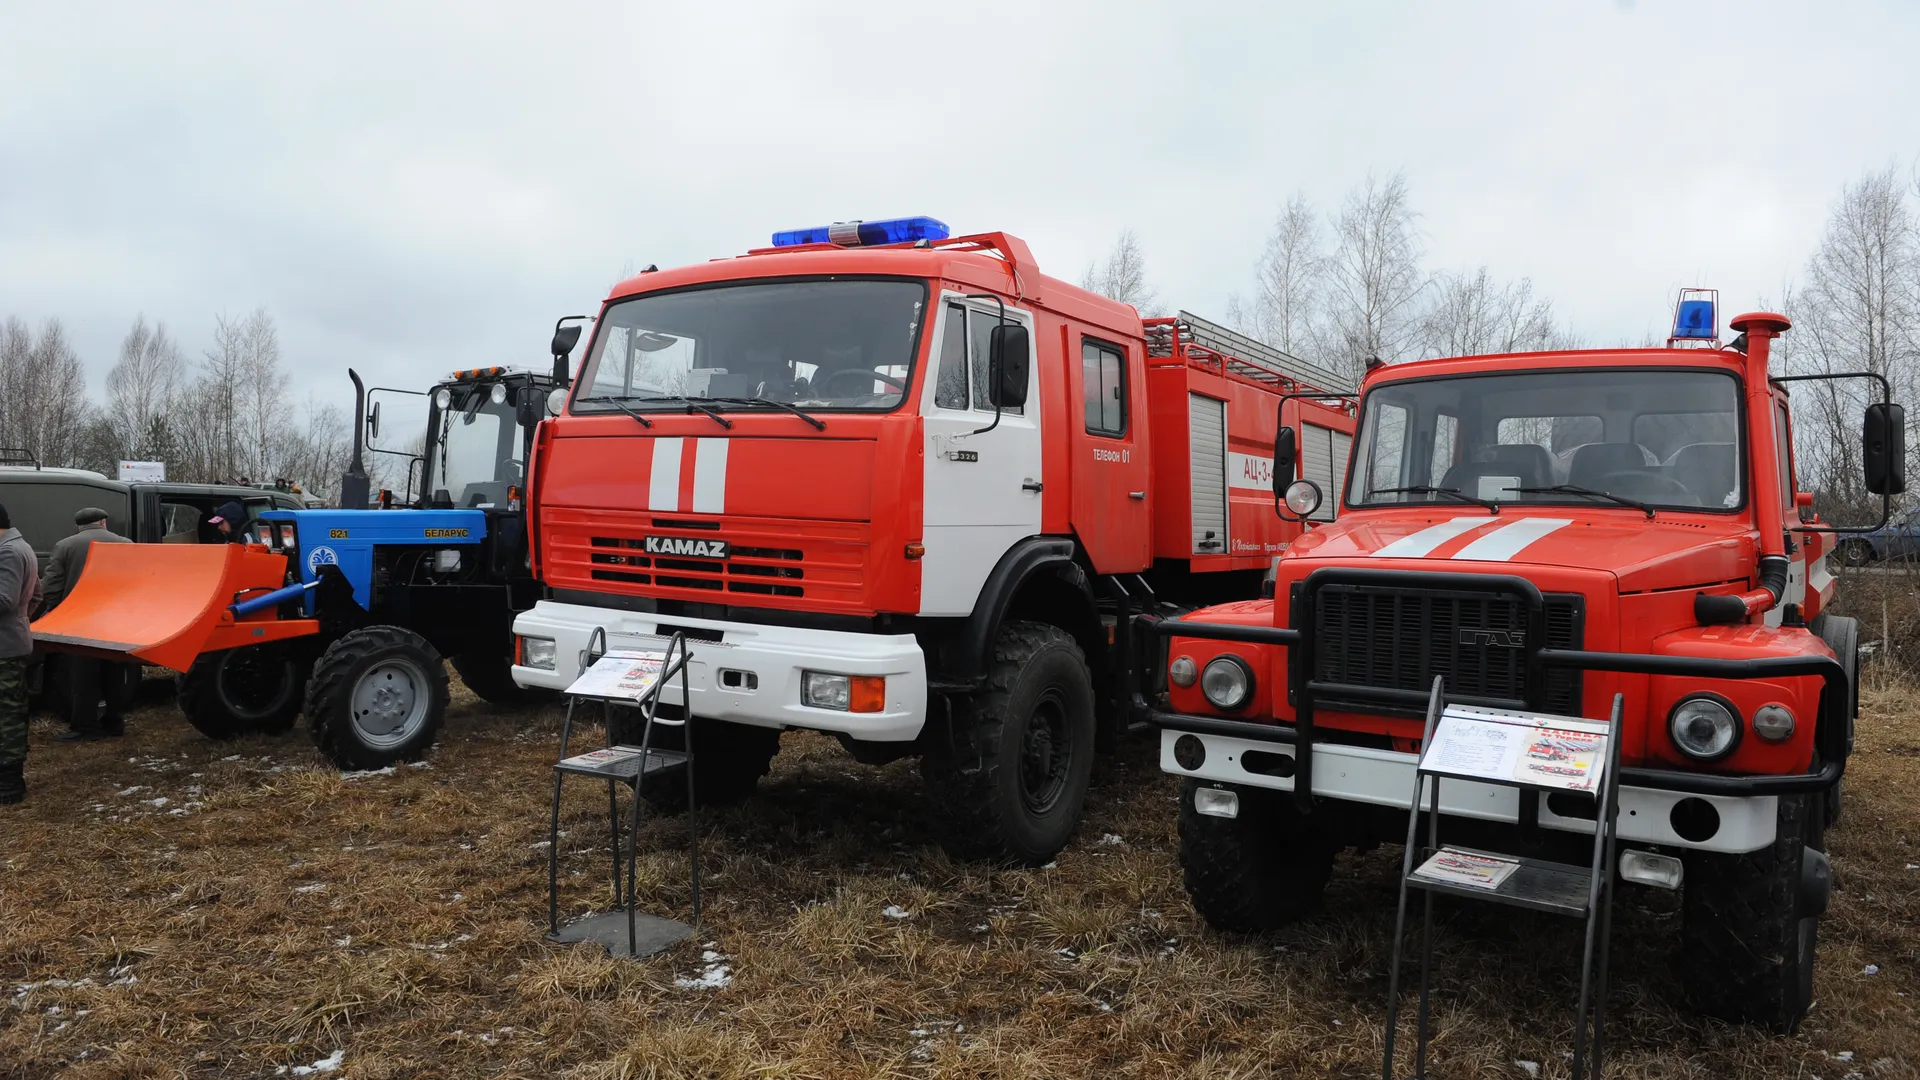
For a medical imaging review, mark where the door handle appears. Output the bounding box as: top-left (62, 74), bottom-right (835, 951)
top-left (1128, 491), bottom-right (1146, 500)
top-left (1022, 480), bottom-right (1043, 492)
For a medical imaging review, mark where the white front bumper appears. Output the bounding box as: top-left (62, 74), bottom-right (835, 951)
top-left (1161, 728), bottom-right (1778, 854)
top-left (511, 600), bottom-right (927, 740)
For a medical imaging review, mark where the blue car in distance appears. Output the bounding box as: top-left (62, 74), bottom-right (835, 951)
top-left (1835, 511), bottom-right (1920, 566)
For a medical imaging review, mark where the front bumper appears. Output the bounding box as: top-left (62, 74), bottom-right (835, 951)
top-left (1160, 725), bottom-right (1778, 853)
top-left (511, 600), bottom-right (928, 740)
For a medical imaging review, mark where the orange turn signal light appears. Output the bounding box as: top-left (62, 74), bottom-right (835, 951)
top-left (849, 675), bottom-right (887, 713)
top-left (904, 542), bottom-right (926, 559)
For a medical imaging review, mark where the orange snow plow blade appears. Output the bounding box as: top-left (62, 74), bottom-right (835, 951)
top-left (31, 544), bottom-right (320, 673)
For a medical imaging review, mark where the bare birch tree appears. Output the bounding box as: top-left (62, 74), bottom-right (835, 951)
top-left (1081, 229), bottom-right (1158, 313)
top-left (1251, 193), bottom-right (1323, 353)
top-left (1418, 268), bottom-right (1561, 359)
top-left (1317, 171), bottom-right (1428, 377)
top-left (106, 315), bottom-right (186, 459)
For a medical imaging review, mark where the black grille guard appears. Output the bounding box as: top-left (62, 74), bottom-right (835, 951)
top-left (1153, 566), bottom-right (1847, 810)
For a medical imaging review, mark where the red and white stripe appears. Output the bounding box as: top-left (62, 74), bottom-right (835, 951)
top-left (646, 437), bottom-right (730, 514)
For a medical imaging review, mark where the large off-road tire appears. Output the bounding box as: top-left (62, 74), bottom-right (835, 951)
top-left (1836, 538), bottom-right (1874, 568)
top-left (1681, 794), bottom-right (1822, 1033)
top-left (1179, 780), bottom-right (1338, 931)
top-left (608, 711), bottom-right (781, 811)
top-left (177, 646), bottom-right (307, 739)
top-left (1811, 613), bottom-right (1859, 827)
top-left (305, 626), bottom-right (450, 770)
top-left (451, 651), bottom-right (557, 706)
top-left (919, 621), bottom-right (1096, 867)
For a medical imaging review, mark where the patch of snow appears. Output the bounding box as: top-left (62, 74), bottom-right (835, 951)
top-left (882, 905), bottom-right (913, 920)
top-left (145, 797), bottom-right (169, 808)
top-left (1833, 1051), bottom-right (1854, 1062)
top-left (1095, 833), bottom-right (1124, 846)
top-left (1863, 964), bottom-right (1881, 976)
top-left (342, 766), bottom-right (397, 780)
top-left (293, 884), bottom-right (327, 894)
top-left (1513, 1062), bottom-right (1540, 1078)
top-left (221, 755), bottom-right (242, 762)
top-left (406, 760), bottom-right (432, 769)
top-left (281, 1049), bottom-right (344, 1076)
top-left (1041, 861), bottom-right (1058, 870)
top-left (108, 975), bottom-right (137, 987)
top-left (972, 923), bottom-right (990, 933)
top-left (675, 961), bottom-right (733, 990)
top-left (333, 937), bottom-right (352, 948)
top-left (114, 786), bottom-right (147, 797)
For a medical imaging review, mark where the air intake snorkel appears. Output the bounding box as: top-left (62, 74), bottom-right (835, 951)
top-left (1696, 313), bottom-right (1794, 626)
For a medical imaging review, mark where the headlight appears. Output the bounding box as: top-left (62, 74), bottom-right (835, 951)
top-left (1284, 479), bottom-right (1323, 518)
top-left (803, 672), bottom-right (886, 713)
top-left (490, 382), bottom-right (508, 405)
top-left (1169, 655), bottom-right (1198, 688)
top-left (277, 523), bottom-right (296, 548)
top-left (1752, 703), bottom-right (1796, 743)
top-left (519, 636), bottom-right (556, 670)
top-left (1669, 694), bottom-right (1739, 760)
top-left (1200, 656), bottom-right (1254, 711)
top-left (435, 387), bottom-right (452, 410)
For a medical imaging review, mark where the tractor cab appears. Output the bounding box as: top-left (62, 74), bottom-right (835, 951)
top-left (370, 366), bottom-right (564, 512)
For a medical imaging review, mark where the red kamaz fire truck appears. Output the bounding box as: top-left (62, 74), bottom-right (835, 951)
top-left (510, 215), bottom-right (1355, 864)
top-left (1156, 302), bottom-right (1904, 1032)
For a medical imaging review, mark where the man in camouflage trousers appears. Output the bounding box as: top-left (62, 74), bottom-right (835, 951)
top-left (0, 501), bottom-right (42, 804)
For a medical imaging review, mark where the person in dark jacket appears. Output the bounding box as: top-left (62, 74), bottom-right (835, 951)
top-left (0, 501), bottom-right (43, 805)
top-left (208, 501), bottom-right (249, 543)
top-left (40, 508), bottom-right (134, 740)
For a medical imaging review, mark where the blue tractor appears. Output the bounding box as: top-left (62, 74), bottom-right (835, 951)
top-left (165, 327), bottom-right (583, 768)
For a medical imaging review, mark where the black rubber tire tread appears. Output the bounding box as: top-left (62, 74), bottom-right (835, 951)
top-left (919, 621), bottom-right (1097, 867)
top-left (1681, 793), bottom-right (1819, 1033)
top-left (610, 715), bottom-right (780, 812)
top-left (1179, 780), bottom-right (1338, 932)
top-left (1810, 613), bottom-right (1859, 828)
top-left (177, 647), bottom-right (306, 739)
top-left (305, 626), bottom-right (450, 771)
top-left (451, 651), bottom-right (557, 706)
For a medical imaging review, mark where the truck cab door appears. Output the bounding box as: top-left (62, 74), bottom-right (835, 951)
top-left (919, 296), bottom-right (1042, 616)
top-left (1070, 335), bottom-right (1150, 570)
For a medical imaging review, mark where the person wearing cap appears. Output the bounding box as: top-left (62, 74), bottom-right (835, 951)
top-left (0, 501), bottom-right (42, 804)
top-left (208, 500), bottom-right (249, 543)
top-left (39, 508), bottom-right (132, 741)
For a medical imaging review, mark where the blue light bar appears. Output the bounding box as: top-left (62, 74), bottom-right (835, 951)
top-left (771, 216), bottom-right (951, 248)
top-left (1672, 298), bottom-right (1716, 339)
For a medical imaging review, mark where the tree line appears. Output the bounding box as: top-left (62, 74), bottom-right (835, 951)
top-left (1083, 162), bottom-right (1920, 517)
top-left (0, 309), bottom-right (351, 502)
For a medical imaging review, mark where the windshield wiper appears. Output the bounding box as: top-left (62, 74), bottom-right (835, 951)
top-left (706, 396), bottom-right (826, 431)
top-left (627, 395), bottom-right (734, 429)
top-left (575, 395), bottom-right (653, 428)
top-left (1508, 485), bottom-right (1655, 519)
top-left (1367, 485), bottom-right (1501, 513)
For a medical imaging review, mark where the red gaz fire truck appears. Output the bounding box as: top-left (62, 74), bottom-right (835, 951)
top-left (511, 215), bottom-right (1355, 864)
top-left (1156, 298), bottom-right (1904, 1032)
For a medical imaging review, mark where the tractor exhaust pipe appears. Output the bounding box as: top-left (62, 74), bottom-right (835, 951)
top-left (340, 368), bottom-right (372, 511)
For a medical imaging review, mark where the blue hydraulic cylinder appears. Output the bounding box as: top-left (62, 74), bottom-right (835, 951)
top-left (230, 579), bottom-right (317, 617)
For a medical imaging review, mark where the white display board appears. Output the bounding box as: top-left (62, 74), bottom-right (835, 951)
top-left (563, 650), bottom-right (669, 702)
top-left (118, 460), bottom-right (166, 482)
top-left (1420, 705), bottom-right (1609, 793)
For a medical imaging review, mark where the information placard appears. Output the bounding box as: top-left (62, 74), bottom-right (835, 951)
top-left (563, 650), bottom-right (669, 702)
top-left (1421, 706), bottom-right (1608, 793)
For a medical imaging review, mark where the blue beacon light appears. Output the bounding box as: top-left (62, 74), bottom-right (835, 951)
top-left (771, 216), bottom-right (951, 248)
top-left (1672, 297), bottom-right (1716, 340)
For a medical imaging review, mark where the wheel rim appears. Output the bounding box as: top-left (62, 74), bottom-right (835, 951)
top-left (1019, 689), bottom-right (1073, 816)
top-left (215, 650), bottom-right (294, 721)
top-left (349, 657), bottom-right (432, 749)
top-left (1843, 542), bottom-right (1868, 566)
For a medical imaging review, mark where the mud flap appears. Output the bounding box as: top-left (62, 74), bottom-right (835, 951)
top-left (31, 543), bottom-right (318, 673)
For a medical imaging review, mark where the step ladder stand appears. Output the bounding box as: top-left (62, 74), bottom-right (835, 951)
top-left (1383, 676), bottom-right (1626, 1080)
top-left (547, 627), bottom-right (702, 957)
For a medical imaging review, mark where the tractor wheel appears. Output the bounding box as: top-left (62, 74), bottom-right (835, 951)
top-left (1179, 780), bottom-right (1338, 932)
top-left (1836, 538), bottom-right (1874, 568)
top-left (1681, 794), bottom-right (1823, 1033)
top-left (919, 621), bottom-right (1096, 867)
top-left (177, 645), bottom-right (307, 739)
top-left (1811, 613), bottom-right (1859, 827)
top-left (609, 711), bottom-right (782, 811)
top-left (451, 651), bottom-right (557, 706)
top-left (305, 626), bottom-right (450, 771)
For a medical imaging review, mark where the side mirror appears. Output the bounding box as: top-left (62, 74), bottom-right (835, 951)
top-left (1864, 402), bottom-right (1907, 495)
top-left (988, 323), bottom-right (1030, 408)
top-left (551, 320), bottom-right (585, 386)
top-left (1273, 425), bottom-right (1298, 497)
top-left (366, 400), bottom-right (382, 443)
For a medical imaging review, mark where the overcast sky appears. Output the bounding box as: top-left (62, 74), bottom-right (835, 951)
top-left (3, 1), bottom-right (1916, 415)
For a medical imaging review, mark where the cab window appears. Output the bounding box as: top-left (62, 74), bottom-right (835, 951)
top-left (1083, 339), bottom-right (1127, 437)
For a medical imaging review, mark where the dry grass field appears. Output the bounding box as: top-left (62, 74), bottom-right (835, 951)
top-left (3, 674), bottom-right (1916, 1079)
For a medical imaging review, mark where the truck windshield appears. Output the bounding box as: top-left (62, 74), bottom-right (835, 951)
top-left (1348, 367), bottom-right (1745, 513)
top-left (575, 279), bottom-right (927, 412)
top-left (430, 386), bottom-right (523, 507)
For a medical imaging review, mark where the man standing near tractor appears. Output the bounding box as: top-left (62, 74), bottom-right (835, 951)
top-left (39, 507), bottom-right (133, 741)
top-left (0, 502), bottom-right (42, 805)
